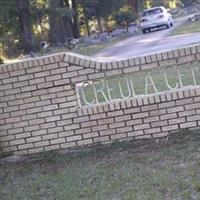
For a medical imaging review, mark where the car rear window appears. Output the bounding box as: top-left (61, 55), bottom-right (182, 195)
top-left (142, 8), bottom-right (163, 17)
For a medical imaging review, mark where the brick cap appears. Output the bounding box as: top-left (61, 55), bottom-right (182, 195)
top-left (0, 43), bottom-right (200, 73)
top-left (77, 85), bottom-right (200, 115)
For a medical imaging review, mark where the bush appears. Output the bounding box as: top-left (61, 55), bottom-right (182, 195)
top-left (0, 57), bottom-right (4, 64)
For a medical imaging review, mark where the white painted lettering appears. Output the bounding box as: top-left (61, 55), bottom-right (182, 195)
top-left (128, 77), bottom-right (136, 97)
top-left (190, 65), bottom-right (197, 85)
top-left (118, 76), bottom-right (132, 99)
top-left (177, 68), bottom-right (185, 87)
top-left (164, 72), bottom-right (179, 90)
top-left (105, 80), bottom-right (114, 101)
top-left (145, 72), bottom-right (158, 95)
top-left (93, 80), bottom-right (109, 104)
top-left (80, 82), bottom-right (95, 106)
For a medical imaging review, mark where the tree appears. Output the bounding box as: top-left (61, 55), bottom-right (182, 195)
top-left (115, 10), bottom-right (136, 32)
top-left (0, 0), bottom-right (20, 56)
top-left (80, 0), bottom-right (125, 32)
top-left (63, 0), bottom-right (75, 40)
top-left (95, 0), bottom-right (125, 32)
top-left (71, 0), bottom-right (80, 38)
top-left (15, 0), bottom-right (38, 53)
top-left (47, 0), bottom-right (74, 44)
top-left (30, 0), bottom-right (48, 40)
top-left (79, 0), bottom-right (99, 34)
top-left (181, 0), bottom-right (197, 7)
top-left (149, 0), bottom-right (182, 8)
top-left (127, 0), bottom-right (146, 14)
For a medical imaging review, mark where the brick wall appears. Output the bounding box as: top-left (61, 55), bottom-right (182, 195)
top-left (1, 44), bottom-right (200, 156)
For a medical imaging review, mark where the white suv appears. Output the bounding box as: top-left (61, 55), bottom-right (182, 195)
top-left (140, 6), bottom-right (174, 34)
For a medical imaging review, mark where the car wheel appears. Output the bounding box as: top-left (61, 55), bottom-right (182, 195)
top-left (170, 22), bottom-right (174, 27)
top-left (165, 23), bottom-right (170, 29)
top-left (142, 29), bottom-right (147, 34)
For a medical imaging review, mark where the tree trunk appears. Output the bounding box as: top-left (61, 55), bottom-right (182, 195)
top-left (63, 0), bottom-right (74, 40)
top-left (62, 15), bottom-right (74, 41)
top-left (49, 0), bottom-right (73, 44)
top-left (15, 0), bottom-right (38, 53)
top-left (49, 0), bottom-right (65, 44)
top-left (127, 0), bottom-right (144, 14)
top-left (104, 17), bottom-right (110, 35)
top-left (85, 18), bottom-right (90, 36)
top-left (71, 0), bottom-right (80, 38)
top-left (83, 8), bottom-right (90, 36)
top-left (97, 16), bottom-right (103, 32)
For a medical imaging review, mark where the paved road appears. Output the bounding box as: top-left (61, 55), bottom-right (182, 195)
top-left (94, 16), bottom-right (200, 61)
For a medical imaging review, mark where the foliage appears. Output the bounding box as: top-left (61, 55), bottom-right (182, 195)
top-left (0, 0), bottom-right (20, 56)
top-left (79, 0), bottom-right (99, 20)
top-left (79, 0), bottom-right (125, 32)
top-left (79, 0), bottom-right (125, 19)
top-left (181, 0), bottom-right (198, 6)
top-left (0, 1), bottom-right (18, 37)
top-left (46, 5), bottom-right (73, 18)
top-left (127, 0), bottom-right (147, 13)
top-left (149, 0), bottom-right (183, 8)
top-left (151, 0), bottom-right (169, 7)
top-left (114, 10), bottom-right (136, 29)
top-left (0, 0), bottom-right (197, 58)
top-left (0, 57), bottom-right (4, 64)
top-left (96, 0), bottom-right (125, 18)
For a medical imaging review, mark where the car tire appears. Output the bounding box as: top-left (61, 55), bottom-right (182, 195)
top-left (166, 23), bottom-right (170, 29)
top-left (170, 22), bottom-right (174, 27)
top-left (142, 29), bottom-right (147, 34)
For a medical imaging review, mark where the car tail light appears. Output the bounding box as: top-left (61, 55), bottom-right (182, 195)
top-left (157, 15), bottom-right (164, 19)
top-left (142, 18), bottom-right (148, 22)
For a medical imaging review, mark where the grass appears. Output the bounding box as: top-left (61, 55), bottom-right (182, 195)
top-left (1, 129), bottom-right (200, 200)
top-left (78, 61), bottom-right (200, 106)
top-left (73, 43), bottom-right (111, 56)
top-left (73, 34), bottom-right (133, 56)
top-left (170, 20), bottom-right (200, 36)
top-left (173, 13), bottom-right (193, 19)
top-left (3, 33), bottom-right (133, 64)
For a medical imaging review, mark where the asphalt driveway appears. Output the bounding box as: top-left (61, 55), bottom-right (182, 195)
top-left (94, 16), bottom-right (200, 60)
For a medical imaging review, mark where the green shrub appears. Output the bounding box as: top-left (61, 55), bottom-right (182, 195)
top-left (0, 57), bottom-right (4, 64)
